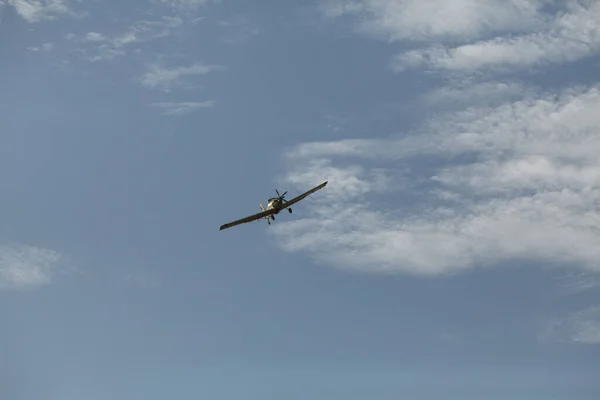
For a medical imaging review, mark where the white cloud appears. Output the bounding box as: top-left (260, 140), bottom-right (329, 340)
top-left (139, 62), bottom-right (222, 91)
top-left (8, 0), bottom-right (77, 22)
top-left (319, 0), bottom-right (550, 42)
top-left (272, 84), bottom-right (600, 275)
top-left (320, 1), bottom-right (600, 74)
top-left (542, 306), bottom-right (600, 344)
top-left (82, 32), bottom-right (107, 43)
top-left (0, 244), bottom-right (61, 289)
top-left (392, 1), bottom-right (600, 72)
top-left (149, 100), bottom-right (215, 115)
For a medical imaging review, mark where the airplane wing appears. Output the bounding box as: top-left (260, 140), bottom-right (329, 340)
top-left (219, 208), bottom-right (275, 231)
top-left (283, 181), bottom-right (328, 208)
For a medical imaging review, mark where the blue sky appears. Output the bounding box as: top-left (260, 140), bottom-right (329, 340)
top-left (1, 0), bottom-right (600, 398)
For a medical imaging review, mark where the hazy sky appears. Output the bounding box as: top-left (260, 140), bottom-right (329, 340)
top-left (1, 0), bottom-right (600, 399)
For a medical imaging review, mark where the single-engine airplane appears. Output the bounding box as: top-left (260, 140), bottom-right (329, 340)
top-left (219, 181), bottom-right (328, 231)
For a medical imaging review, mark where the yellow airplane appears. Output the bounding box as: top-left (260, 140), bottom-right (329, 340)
top-left (219, 181), bottom-right (328, 230)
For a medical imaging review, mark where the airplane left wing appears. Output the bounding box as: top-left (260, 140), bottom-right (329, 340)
top-left (283, 181), bottom-right (328, 208)
top-left (219, 208), bottom-right (275, 231)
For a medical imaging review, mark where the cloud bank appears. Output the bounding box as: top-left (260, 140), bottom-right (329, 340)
top-left (270, 0), bottom-right (600, 279)
top-left (273, 83), bottom-right (600, 275)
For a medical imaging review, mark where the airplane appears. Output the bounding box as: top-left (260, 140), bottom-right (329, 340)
top-left (219, 181), bottom-right (328, 231)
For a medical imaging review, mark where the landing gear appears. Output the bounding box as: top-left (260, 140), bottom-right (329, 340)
top-left (288, 208), bottom-right (292, 214)
top-left (271, 215), bottom-right (275, 220)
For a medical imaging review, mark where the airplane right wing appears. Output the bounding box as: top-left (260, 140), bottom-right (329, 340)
top-left (219, 208), bottom-right (275, 231)
top-left (282, 181), bottom-right (328, 208)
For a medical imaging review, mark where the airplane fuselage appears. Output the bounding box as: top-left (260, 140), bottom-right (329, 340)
top-left (266, 197), bottom-right (284, 212)
top-left (260, 197), bottom-right (292, 224)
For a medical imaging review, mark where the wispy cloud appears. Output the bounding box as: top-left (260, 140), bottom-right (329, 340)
top-left (139, 62), bottom-right (222, 91)
top-left (0, 244), bottom-right (62, 289)
top-left (420, 79), bottom-right (533, 110)
top-left (149, 100), bottom-right (215, 115)
top-left (438, 332), bottom-right (462, 347)
top-left (152, 0), bottom-right (222, 10)
top-left (272, 84), bottom-right (600, 275)
top-left (122, 268), bottom-right (161, 289)
top-left (148, 0), bottom-right (222, 25)
top-left (27, 42), bottom-right (54, 52)
top-left (8, 0), bottom-right (79, 23)
top-left (216, 15), bottom-right (259, 45)
top-left (68, 16), bottom-right (183, 62)
top-left (556, 271), bottom-right (600, 295)
top-left (541, 306), bottom-right (600, 344)
top-left (324, 115), bottom-right (347, 133)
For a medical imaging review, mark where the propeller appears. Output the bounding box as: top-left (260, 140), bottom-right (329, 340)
top-left (275, 189), bottom-right (288, 201)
